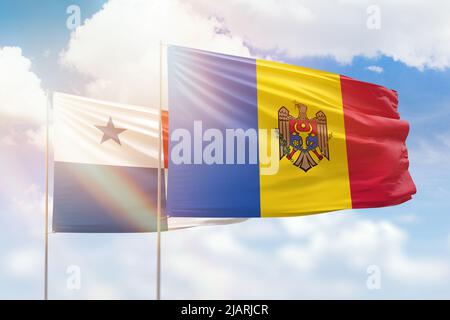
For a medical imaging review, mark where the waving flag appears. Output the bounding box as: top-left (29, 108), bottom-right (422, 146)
top-left (52, 93), bottom-right (167, 232)
top-left (166, 46), bottom-right (416, 218)
top-left (52, 93), bottom-right (245, 232)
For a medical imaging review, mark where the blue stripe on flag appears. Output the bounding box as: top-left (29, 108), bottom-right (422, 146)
top-left (53, 161), bottom-right (167, 233)
top-left (167, 46), bottom-right (261, 217)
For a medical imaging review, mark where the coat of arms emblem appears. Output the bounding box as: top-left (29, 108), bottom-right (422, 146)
top-left (278, 102), bottom-right (331, 172)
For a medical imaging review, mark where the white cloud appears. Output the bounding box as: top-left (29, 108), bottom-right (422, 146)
top-left (191, 0), bottom-right (450, 70)
top-left (0, 47), bottom-right (47, 151)
top-left (60, 0), bottom-right (450, 109)
top-left (2, 184), bottom-right (447, 299)
top-left (366, 65), bottom-right (384, 73)
top-left (386, 253), bottom-right (449, 284)
top-left (279, 216), bottom-right (449, 285)
top-left (25, 126), bottom-right (46, 149)
top-left (160, 215), bottom-right (450, 298)
top-left (0, 47), bottom-right (46, 124)
top-left (2, 247), bottom-right (41, 279)
top-left (61, 0), bottom-right (251, 106)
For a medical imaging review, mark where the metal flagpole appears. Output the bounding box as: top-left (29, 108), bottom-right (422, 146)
top-left (44, 90), bottom-right (51, 300)
top-left (156, 41), bottom-right (163, 300)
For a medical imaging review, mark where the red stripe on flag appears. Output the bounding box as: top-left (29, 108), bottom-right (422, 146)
top-left (341, 75), bottom-right (416, 208)
top-left (162, 110), bottom-right (169, 169)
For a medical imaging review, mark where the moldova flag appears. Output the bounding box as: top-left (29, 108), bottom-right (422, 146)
top-left (167, 46), bottom-right (416, 218)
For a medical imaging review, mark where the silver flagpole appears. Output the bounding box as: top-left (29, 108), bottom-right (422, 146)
top-left (156, 41), bottom-right (163, 300)
top-left (44, 90), bottom-right (51, 300)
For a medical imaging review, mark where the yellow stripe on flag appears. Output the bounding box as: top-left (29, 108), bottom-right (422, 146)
top-left (256, 60), bottom-right (352, 217)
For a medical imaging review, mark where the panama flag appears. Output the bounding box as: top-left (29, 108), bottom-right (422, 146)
top-left (167, 46), bottom-right (416, 218)
top-left (52, 92), bottom-right (244, 232)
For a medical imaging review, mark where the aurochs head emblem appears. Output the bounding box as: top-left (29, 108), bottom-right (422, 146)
top-left (278, 102), bottom-right (331, 172)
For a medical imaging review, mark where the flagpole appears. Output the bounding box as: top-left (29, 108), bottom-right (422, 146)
top-left (44, 91), bottom-right (51, 300)
top-left (156, 41), bottom-right (163, 300)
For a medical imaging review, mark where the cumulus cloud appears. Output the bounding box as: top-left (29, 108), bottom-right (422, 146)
top-left (278, 216), bottom-right (449, 285)
top-left (159, 215), bottom-right (450, 299)
top-left (0, 46), bottom-right (47, 148)
top-left (27, 213), bottom-right (446, 299)
top-left (0, 44), bottom-right (46, 292)
top-left (190, 0), bottom-right (450, 70)
top-left (0, 47), bottom-right (46, 124)
top-left (60, 0), bottom-right (251, 106)
top-left (0, 47), bottom-right (47, 267)
top-left (60, 0), bottom-right (450, 109)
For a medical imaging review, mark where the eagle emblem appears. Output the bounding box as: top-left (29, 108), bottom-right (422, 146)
top-left (278, 102), bottom-right (331, 172)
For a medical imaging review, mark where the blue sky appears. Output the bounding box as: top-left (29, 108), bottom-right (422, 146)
top-left (1, 0), bottom-right (450, 299)
top-left (0, 0), bottom-right (105, 90)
